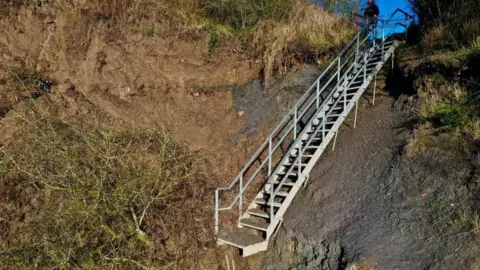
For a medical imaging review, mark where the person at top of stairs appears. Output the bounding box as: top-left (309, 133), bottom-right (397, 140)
top-left (364, 0), bottom-right (380, 53)
top-left (364, 0), bottom-right (380, 29)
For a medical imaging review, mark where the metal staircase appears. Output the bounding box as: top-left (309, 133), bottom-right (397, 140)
top-left (214, 9), bottom-right (413, 257)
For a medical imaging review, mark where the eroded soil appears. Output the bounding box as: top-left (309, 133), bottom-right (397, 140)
top-left (261, 75), bottom-right (480, 269)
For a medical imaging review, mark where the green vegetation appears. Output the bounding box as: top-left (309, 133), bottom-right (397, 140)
top-left (114, 0), bottom-right (355, 77)
top-left (208, 26), bottom-right (219, 53)
top-left (419, 97), bottom-right (470, 132)
top-left (0, 1), bottom-right (358, 268)
top-left (200, 0), bottom-right (355, 76)
top-left (142, 26), bottom-right (154, 37)
top-left (409, 0), bottom-right (480, 51)
top-left (0, 109), bottom-right (212, 269)
top-left (406, 0), bottom-right (480, 240)
top-left (203, 0), bottom-right (293, 29)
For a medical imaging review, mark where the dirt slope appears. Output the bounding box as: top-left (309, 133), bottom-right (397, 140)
top-left (260, 69), bottom-right (480, 269)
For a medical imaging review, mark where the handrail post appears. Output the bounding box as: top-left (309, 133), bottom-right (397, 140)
top-left (337, 57), bottom-right (341, 85)
top-left (270, 178), bottom-right (274, 222)
top-left (268, 137), bottom-right (272, 176)
top-left (298, 146), bottom-right (302, 182)
top-left (382, 27), bottom-right (385, 60)
top-left (239, 175), bottom-right (243, 222)
top-left (316, 80), bottom-right (320, 109)
top-left (215, 189), bottom-right (219, 234)
top-left (404, 15), bottom-right (409, 40)
top-left (294, 107), bottom-right (298, 140)
top-left (364, 53), bottom-right (367, 82)
top-left (322, 109), bottom-right (325, 143)
top-left (355, 33), bottom-right (359, 65)
top-left (268, 135), bottom-right (274, 222)
top-left (343, 80), bottom-right (347, 117)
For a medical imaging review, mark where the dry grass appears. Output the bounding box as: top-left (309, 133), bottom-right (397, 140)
top-left (0, 107), bottom-right (216, 269)
top-left (423, 26), bottom-right (448, 52)
top-left (251, 2), bottom-right (354, 79)
top-left (410, 0), bottom-right (480, 50)
top-left (3, 0), bottom-right (353, 80)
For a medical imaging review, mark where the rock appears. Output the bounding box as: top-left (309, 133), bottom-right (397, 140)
top-left (237, 111), bottom-right (245, 117)
top-left (193, 92), bottom-right (200, 98)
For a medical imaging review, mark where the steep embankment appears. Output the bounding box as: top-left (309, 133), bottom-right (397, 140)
top-left (0, 1), bottom-right (353, 269)
top-left (261, 47), bottom-right (480, 269)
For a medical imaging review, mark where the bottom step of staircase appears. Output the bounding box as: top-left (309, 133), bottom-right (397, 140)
top-left (217, 228), bottom-right (268, 256)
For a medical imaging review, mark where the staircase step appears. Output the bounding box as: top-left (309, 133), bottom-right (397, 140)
top-left (217, 228), bottom-right (265, 248)
top-left (282, 162), bottom-right (307, 167)
top-left (240, 218), bottom-right (269, 231)
top-left (272, 178), bottom-right (296, 186)
top-left (302, 135), bottom-right (327, 142)
top-left (265, 190), bottom-right (290, 197)
top-left (255, 198), bottom-right (283, 207)
top-left (248, 208), bottom-right (271, 219)
top-left (289, 154), bottom-right (314, 158)
top-left (346, 86), bottom-right (361, 92)
top-left (276, 171), bottom-right (298, 177)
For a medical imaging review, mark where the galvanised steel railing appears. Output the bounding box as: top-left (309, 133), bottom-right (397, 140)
top-left (214, 9), bottom-right (414, 234)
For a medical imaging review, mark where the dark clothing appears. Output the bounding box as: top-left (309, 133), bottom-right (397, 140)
top-left (364, 3), bottom-right (380, 29)
top-left (364, 3), bottom-right (380, 17)
top-left (366, 16), bottom-right (378, 27)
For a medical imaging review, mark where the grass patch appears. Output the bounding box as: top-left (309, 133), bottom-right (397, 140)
top-left (203, 0), bottom-right (293, 29)
top-left (410, 0), bottom-right (480, 50)
top-left (427, 47), bottom-right (479, 69)
top-left (420, 101), bottom-right (469, 131)
top-left (208, 26), bottom-right (219, 53)
top-left (0, 109), bottom-right (213, 269)
top-left (418, 82), bottom-right (470, 132)
top-left (142, 26), bottom-right (154, 37)
top-left (250, 2), bottom-right (354, 78)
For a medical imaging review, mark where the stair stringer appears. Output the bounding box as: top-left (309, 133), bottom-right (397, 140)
top-left (221, 40), bottom-right (400, 257)
top-left (303, 41), bottom-right (399, 176)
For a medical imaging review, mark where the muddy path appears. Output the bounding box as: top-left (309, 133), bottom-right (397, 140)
top-left (259, 72), bottom-right (479, 269)
top-left (255, 74), bottom-right (476, 269)
top-left (259, 85), bottom-right (417, 269)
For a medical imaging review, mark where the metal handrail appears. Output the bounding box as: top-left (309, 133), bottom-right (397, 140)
top-left (214, 8), bottom-right (413, 234)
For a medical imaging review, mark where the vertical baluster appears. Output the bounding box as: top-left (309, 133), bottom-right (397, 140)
top-left (298, 141), bottom-right (302, 185)
top-left (364, 54), bottom-right (367, 81)
top-left (215, 190), bottom-right (219, 234)
top-left (270, 177), bottom-right (274, 222)
top-left (322, 109), bottom-right (326, 148)
top-left (354, 102), bottom-right (359, 128)
top-left (268, 137), bottom-right (272, 176)
top-left (268, 136), bottom-right (273, 222)
top-left (316, 80), bottom-right (320, 109)
top-left (239, 175), bottom-right (243, 222)
top-left (382, 27), bottom-right (385, 60)
top-left (294, 107), bottom-right (298, 140)
top-left (355, 33), bottom-right (359, 65)
top-left (343, 81), bottom-right (347, 117)
top-left (337, 57), bottom-right (341, 86)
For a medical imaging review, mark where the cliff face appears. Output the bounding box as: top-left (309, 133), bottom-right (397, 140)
top-left (0, 2), bottom-right (349, 269)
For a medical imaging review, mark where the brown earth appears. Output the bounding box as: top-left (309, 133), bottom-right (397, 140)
top-left (0, 1), bottom-right (267, 184)
top-left (0, 2), bottom-right (330, 268)
top-left (261, 51), bottom-right (480, 270)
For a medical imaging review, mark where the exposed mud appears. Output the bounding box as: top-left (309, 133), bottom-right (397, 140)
top-left (232, 66), bottom-right (320, 140)
top-left (261, 66), bottom-right (480, 269)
